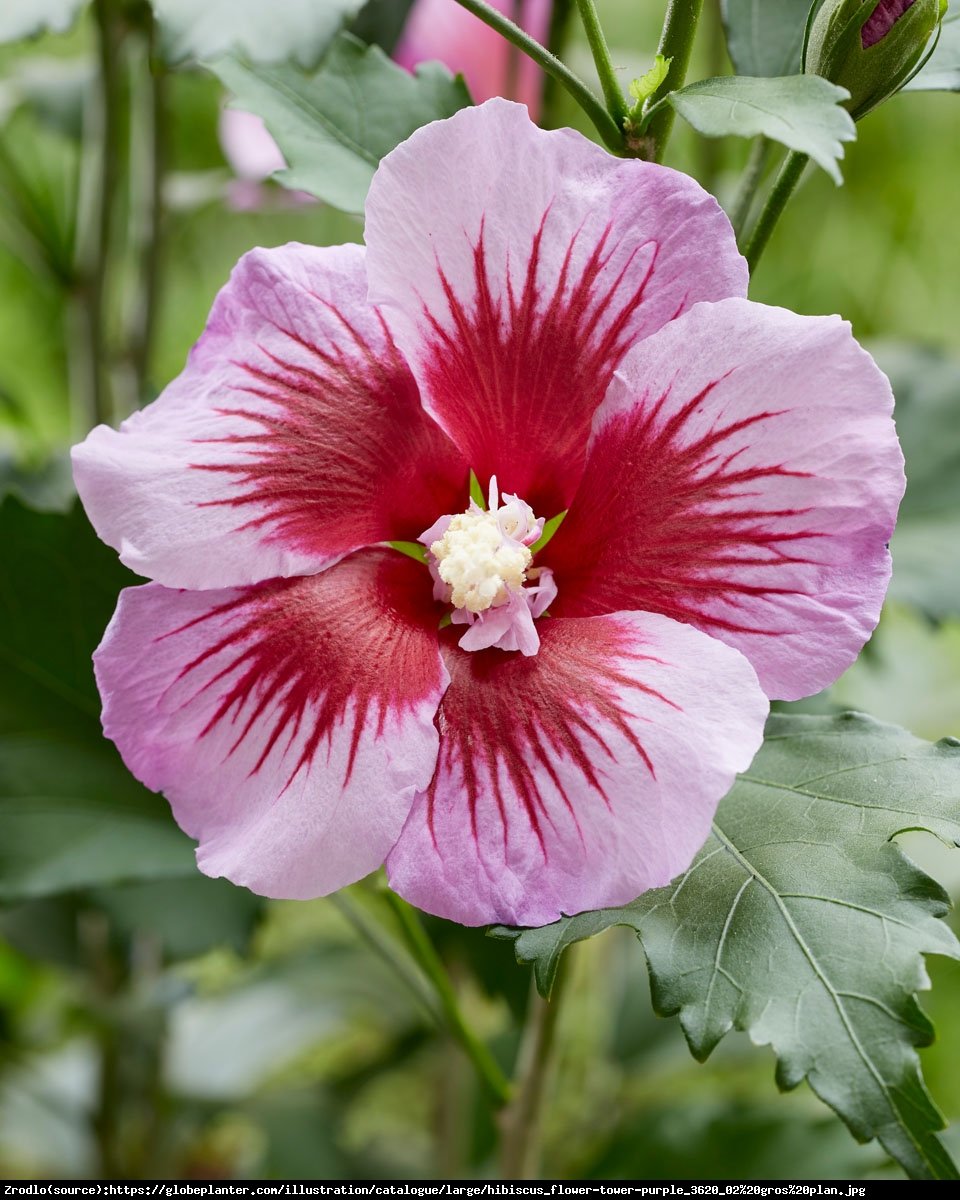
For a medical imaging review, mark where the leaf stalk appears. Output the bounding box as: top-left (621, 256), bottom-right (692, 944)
top-left (743, 149), bottom-right (809, 272)
top-left (574, 0), bottom-right (629, 125)
top-left (452, 0), bottom-right (624, 152)
top-left (645, 0), bottom-right (705, 162)
top-left (384, 890), bottom-right (513, 1107)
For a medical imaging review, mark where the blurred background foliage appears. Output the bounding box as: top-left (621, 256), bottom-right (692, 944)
top-left (1, 0), bottom-right (958, 1181)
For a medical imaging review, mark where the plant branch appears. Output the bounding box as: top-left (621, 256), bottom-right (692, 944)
top-left (743, 149), bottom-right (808, 273)
top-left (575, 0), bottom-right (628, 125)
top-left (329, 892), bottom-right (440, 1023)
top-left (729, 136), bottom-right (771, 242)
top-left (541, 0), bottom-right (577, 127)
top-left (498, 956), bottom-right (571, 1178)
top-left (384, 891), bottom-right (512, 1107)
top-left (86, 0), bottom-right (126, 427)
top-left (126, 14), bottom-right (167, 412)
top-left (645, 0), bottom-right (705, 162)
top-left (452, 0), bottom-right (623, 152)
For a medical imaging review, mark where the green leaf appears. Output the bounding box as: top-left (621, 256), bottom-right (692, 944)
top-left (0, 0), bottom-right (85, 44)
top-left (0, 498), bottom-right (197, 901)
top-left (875, 343), bottom-right (960, 619)
top-left (720, 0), bottom-right (824, 77)
top-left (628, 54), bottom-right (672, 108)
top-left (904, 4), bottom-right (960, 91)
top-left (666, 74), bottom-right (855, 183)
top-left (150, 0), bottom-right (365, 68)
top-left (209, 33), bottom-right (471, 214)
top-left (493, 713), bottom-right (960, 1180)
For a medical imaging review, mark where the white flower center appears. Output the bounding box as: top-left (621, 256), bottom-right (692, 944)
top-left (431, 510), bottom-right (532, 613)
top-left (418, 477), bottom-right (558, 657)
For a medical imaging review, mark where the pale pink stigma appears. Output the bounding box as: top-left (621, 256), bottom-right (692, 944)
top-left (419, 476), bottom-right (557, 656)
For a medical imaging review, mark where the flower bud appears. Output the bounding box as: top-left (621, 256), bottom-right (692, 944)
top-left (805, 0), bottom-right (945, 119)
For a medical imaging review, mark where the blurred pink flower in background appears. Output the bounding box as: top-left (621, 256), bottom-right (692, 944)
top-left (218, 108), bottom-right (290, 209)
top-left (218, 0), bottom-right (552, 201)
top-left (394, 0), bottom-right (552, 116)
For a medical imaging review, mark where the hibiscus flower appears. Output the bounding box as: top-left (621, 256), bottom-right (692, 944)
top-left (72, 100), bottom-right (904, 927)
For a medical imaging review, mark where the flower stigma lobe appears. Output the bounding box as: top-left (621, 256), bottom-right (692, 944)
top-left (420, 477), bottom-right (557, 657)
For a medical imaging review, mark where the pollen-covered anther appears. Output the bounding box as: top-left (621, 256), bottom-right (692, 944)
top-left (419, 477), bottom-right (556, 657)
top-left (431, 511), bottom-right (532, 613)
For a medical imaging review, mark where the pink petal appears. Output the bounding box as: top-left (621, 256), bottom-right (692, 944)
top-left (547, 298), bottom-right (906, 701)
top-left (364, 99), bottom-right (747, 518)
top-left (95, 550), bottom-right (448, 900)
top-left (394, 0), bottom-right (552, 117)
top-left (862, 0), bottom-right (915, 48)
top-left (386, 613), bottom-right (767, 927)
top-left (73, 243), bottom-right (467, 589)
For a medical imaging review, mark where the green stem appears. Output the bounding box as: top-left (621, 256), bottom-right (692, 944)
top-left (693, 0), bottom-right (726, 192)
top-left (575, 0), bottom-right (628, 125)
top-left (452, 0), bottom-right (622, 152)
top-left (88, 0), bottom-right (125, 427)
top-left (729, 136), bottom-right (771, 242)
top-left (645, 0), bottom-right (705, 163)
top-left (743, 150), bottom-right (808, 273)
top-left (329, 892), bottom-right (441, 1023)
top-left (541, 0), bottom-right (576, 128)
top-left (498, 957), bottom-right (571, 1179)
top-left (127, 19), bottom-right (167, 412)
top-left (384, 892), bottom-right (513, 1107)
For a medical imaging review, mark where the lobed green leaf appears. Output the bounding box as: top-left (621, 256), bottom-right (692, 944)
top-left (666, 74), bottom-right (855, 182)
top-left (494, 713), bottom-right (960, 1179)
top-left (150, 0), bottom-right (364, 68)
top-left (209, 33), bottom-right (471, 214)
top-left (720, 0), bottom-right (824, 78)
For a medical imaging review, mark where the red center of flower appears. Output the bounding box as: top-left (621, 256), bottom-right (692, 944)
top-left (418, 477), bottom-right (557, 657)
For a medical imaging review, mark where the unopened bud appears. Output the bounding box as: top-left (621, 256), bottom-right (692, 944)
top-left (805, 0), bottom-right (945, 119)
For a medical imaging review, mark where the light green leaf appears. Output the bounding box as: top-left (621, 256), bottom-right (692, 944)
top-left (0, 0), bottom-right (85, 44)
top-left (0, 499), bottom-right (197, 901)
top-left (904, 4), bottom-right (960, 91)
top-left (875, 343), bottom-right (960, 619)
top-left (150, 0), bottom-right (364, 68)
top-left (721, 0), bottom-right (824, 77)
top-left (210, 33), bottom-right (471, 214)
top-left (494, 713), bottom-right (960, 1180)
top-left (666, 74), bottom-right (855, 182)
top-left (628, 54), bottom-right (672, 107)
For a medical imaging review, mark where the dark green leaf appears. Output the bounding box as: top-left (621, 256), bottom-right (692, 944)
top-left (151, 0), bottom-right (365, 68)
top-left (721, 0), bottom-right (824, 77)
top-left (494, 713), bottom-right (960, 1180)
top-left (876, 343), bottom-right (960, 619)
top-left (210, 33), bottom-right (470, 214)
top-left (904, 5), bottom-right (960, 92)
top-left (0, 0), bottom-right (85, 45)
top-left (349, 0), bottom-right (417, 54)
top-left (666, 74), bottom-right (855, 182)
top-left (0, 499), bottom-right (197, 901)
